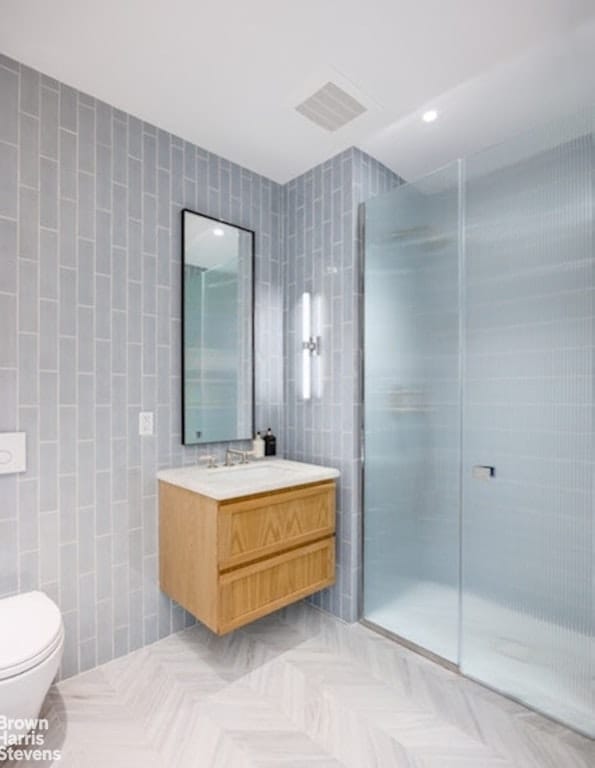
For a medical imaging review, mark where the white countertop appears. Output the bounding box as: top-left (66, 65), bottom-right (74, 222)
top-left (156, 458), bottom-right (340, 501)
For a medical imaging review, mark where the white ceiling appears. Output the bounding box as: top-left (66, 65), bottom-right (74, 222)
top-left (1, 0), bottom-right (594, 183)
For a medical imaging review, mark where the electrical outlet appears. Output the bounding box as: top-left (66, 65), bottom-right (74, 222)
top-left (139, 411), bottom-right (154, 436)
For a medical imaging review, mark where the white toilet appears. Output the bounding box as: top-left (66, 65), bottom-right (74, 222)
top-left (0, 591), bottom-right (64, 744)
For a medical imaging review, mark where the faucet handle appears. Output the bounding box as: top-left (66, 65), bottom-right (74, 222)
top-left (198, 454), bottom-right (217, 468)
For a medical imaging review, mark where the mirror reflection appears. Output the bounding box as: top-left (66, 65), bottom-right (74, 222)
top-left (182, 210), bottom-right (254, 445)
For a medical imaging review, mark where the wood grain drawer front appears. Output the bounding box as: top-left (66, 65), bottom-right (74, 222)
top-left (218, 537), bottom-right (335, 633)
top-left (218, 482), bottom-right (335, 569)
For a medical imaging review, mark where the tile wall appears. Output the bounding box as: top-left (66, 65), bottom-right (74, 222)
top-left (0, 53), bottom-right (283, 677)
top-left (283, 148), bottom-right (400, 620)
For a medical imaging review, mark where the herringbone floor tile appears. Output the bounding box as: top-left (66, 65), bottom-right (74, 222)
top-left (6, 604), bottom-right (593, 767)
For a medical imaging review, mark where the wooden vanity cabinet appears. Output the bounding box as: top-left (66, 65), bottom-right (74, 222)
top-left (159, 480), bottom-right (336, 634)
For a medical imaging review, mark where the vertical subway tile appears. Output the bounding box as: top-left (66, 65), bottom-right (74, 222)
top-left (40, 511), bottom-right (59, 584)
top-left (96, 101), bottom-right (112, 146)
top-left (77, 238), bottom-right (94, 305)
top-left (19, 114), bottom-right (40, 188)
top-left (0, 217), bottom-right (17, 293)
top-left (113, 116), bottom-right (127, 184)
top-left (40, 157), bottom-right (58, 228)
top-left (40, 86), bottom-right (59, 158)
top-left (96, 143), bottom-right (112, 211)
top-left (59, 198), bottom-right (76, 266)
top-left (95, 209), bottom-right (111, 274)
top-left (19, 186), bottom-right (39, 260)
top-left (59, 84), bottom-right (77, 131)
top-left (78, 172), bottom-right (95, 238)
top-left (40, 228), bottom-right (58, 298)
top-left (0, 369), bottom-right (17, 431)
top-left (40, 299), bottom-right (58, 370)
top-left (19, 259), bottom-right (38, 332)
top-left (78, 103), bottom-right (95, 173)
top-left (0, 66), bottom-right (18, 143)
top-left (5, 58), bottom-right (287, 674)
top-left (113, 183), bottom-right (127, 245)
top-left (40, 443), bottom-right (58, 512)
top-left (0, 141), bottom-right (18, 218)
top-left (59, 128), bottom-right (76, 199)
top-left (39, 371), bottom-right (58, 441)
top-left (59, 474), bottom-right (77, 543)
top-left (0, 521), bottom-right (18, 595)
top-left (18, 333), bottom-right (38, 404)
top-left (59, 337), bottom-right (76, 404)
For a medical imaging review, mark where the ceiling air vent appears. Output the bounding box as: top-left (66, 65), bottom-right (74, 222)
top-left (295, 82), bottom-right (367, 132)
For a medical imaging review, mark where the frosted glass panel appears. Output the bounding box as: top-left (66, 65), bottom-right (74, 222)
top-left (363, 162), bottom-right (462, 663)
top-left (461, 111), bottom-right (595, 736)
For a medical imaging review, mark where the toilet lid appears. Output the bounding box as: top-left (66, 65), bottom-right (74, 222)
top-left (0, 591), bottom-right (64, 680)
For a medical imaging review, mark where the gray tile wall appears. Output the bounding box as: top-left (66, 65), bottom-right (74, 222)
top-left (282, 147), bottom-right (400, 620)
top-left (0, 53), bottom-right (283, 678)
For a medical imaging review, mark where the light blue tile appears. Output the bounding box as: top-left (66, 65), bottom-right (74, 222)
top-left (79, 637), bottom-right (97, 672)
top-left (40, 86), bottom-right (59, 158)
top-left (19, 259), bottom-right (38, 332)
top-left (0, 370), bottom-right (17, 431)
top-left (39, 442), bottom-right (58, 511)
top-left (78, 104), bottom-right (95, 173)
top-left (19, 549), bottom-right (39, 592)
top-left (59, 406), bottom-right (76, 474)
top-left (0, 217), bottom-right (17, 292)
top-left (78, 441), bottom-right (95, 507)
top-left (96, 143), bottom-right (112, 211)
top-left (40, 228), bottom-right (58, 299)
top-left (18, 333), bottom-right (38, 404)
top-left (78, 572), bottom-right (96, 640)
top-left (59, 475), bottom-right (77, 544)
top-left (97, 599), bottom-right (113, 664)
top-left (19, 186), bottom-right (39, 260)
top-left (113, 117), bottom-right (127, 184)
top-left (96, 101), bottom-right (111, 146)
top-left (0, 142), bottom-right (18, 218)
top-left (59, 198), bottom-right (76, 266)
top-left (0, 520), bottom-right (18, 595)
top-left (40, 511), bottom-right (59, 583)
top-left (0, 67), bottom-right (18, 143)
top-left (59, 128), bottom-right (76, 199)
top-left (19, 114), bottom-right (39, 188)
top-left (60, 610), bottom-right (79, 678)
top-left (78, 171), bottom-right (95, 238)
top-left (59, 84), bottom-right (77, 131)
top-left (40, 157), bottom-right (58, 228)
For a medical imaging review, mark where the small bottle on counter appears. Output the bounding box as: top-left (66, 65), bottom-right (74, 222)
top-left (264, 428), bottom-right (276, 457)
top-left (253, 431), bottom-right (265, 458)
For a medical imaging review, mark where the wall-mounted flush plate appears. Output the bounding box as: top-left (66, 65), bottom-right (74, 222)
top-left (0, 432), bottom-right (27, 474)
top-left (139, 412), bottom-right (154, 436)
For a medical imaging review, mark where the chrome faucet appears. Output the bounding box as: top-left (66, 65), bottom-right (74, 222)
top-left (225, 448), bottom-right (251, 466)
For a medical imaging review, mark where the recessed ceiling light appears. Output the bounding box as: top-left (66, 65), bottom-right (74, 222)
top-left (422, 109), bottom-right (438, 123)
top-left (213, 227), bottom-right (224, 236)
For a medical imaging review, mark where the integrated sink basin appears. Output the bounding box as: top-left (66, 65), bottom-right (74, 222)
top-left (156, 458), bottom-right (339, 501)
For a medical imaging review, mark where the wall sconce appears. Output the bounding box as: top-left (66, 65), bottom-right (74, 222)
top-left (301, 291), bottom-right (321, 400)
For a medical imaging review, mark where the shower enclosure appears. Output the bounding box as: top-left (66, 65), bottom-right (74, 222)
top-left (362, 109), bottom-right (594, 737)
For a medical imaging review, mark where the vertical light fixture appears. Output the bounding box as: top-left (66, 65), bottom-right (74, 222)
top-left (301, 292), bottom-right (320, 400)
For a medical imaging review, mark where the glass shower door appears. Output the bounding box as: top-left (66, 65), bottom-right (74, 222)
top-left (461, 111), bottom-right (595, 736)
top-left (363, 161), bottom-right (462, 663)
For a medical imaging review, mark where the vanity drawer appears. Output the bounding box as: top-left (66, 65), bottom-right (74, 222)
top-left (217, 481), bottom-right (335, 569)
top-left (218, 537), bottom-right (335, 633)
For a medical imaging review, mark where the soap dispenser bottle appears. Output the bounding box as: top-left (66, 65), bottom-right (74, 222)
top-left (264, 428), bottom-right (277, 457)
top-left (253, 431), bottom-right (265, 459)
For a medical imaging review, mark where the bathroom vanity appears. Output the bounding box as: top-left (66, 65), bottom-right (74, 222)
top-left (157, 459), bottom-right (339, 634)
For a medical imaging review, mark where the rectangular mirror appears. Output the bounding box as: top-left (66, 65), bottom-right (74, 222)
top-left (182, 209), bottom-right (254, 445)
